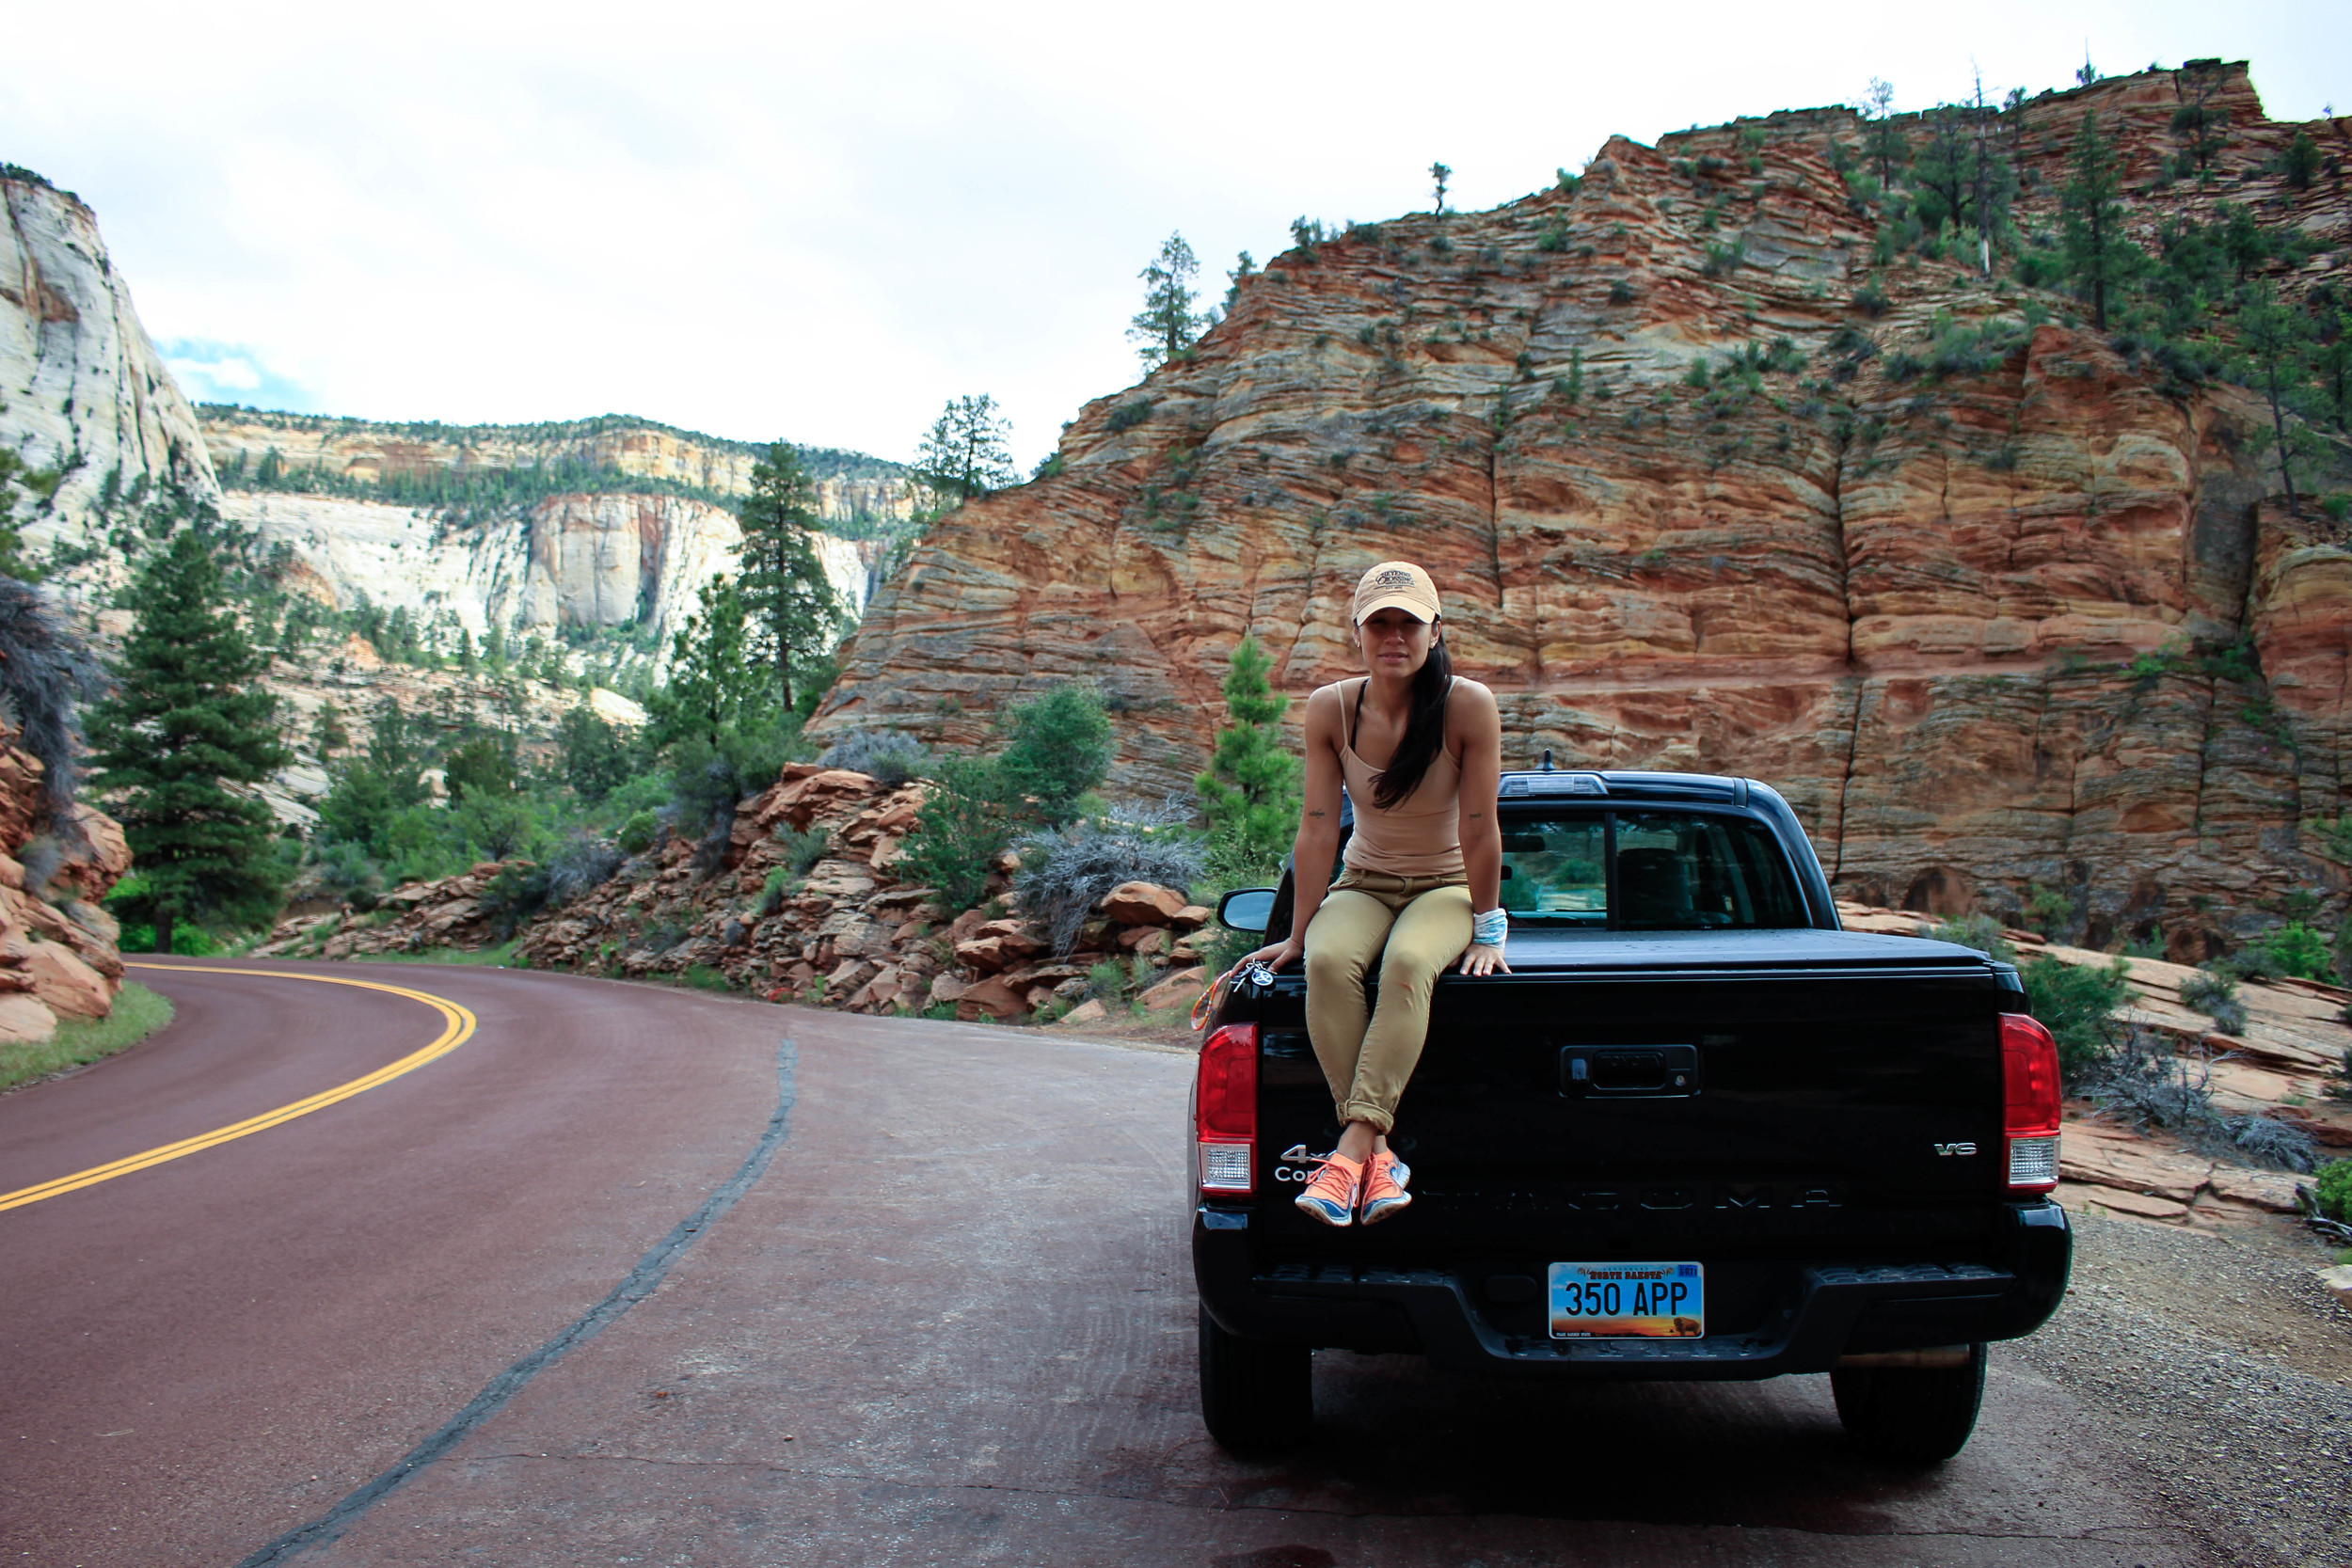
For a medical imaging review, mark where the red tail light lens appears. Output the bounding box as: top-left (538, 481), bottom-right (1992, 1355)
top-left (1196, 1023), bottom-right (1257, 1194)
top-left (2000, 1012), bottom-right (2061, 1192)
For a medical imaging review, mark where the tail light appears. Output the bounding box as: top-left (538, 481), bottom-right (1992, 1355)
top-left (1195, 1023), bottom-right (1257, 1195)
top-left (2000, 1012), bottom-right (2062, 1192)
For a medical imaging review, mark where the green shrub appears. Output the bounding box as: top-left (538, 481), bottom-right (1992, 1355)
top-left (2260, 920), bottom-right (2331, 981)
top-left (477, 863), bottom-right (552, 939)
top-left (117, 922), bottom-right (221, 956)
top-left (1700, 241), bottom-right (1743, 278)
top-left (2020, 883), bottom-right (2073, 939)
top-left (2022, 955), bottom-right (2130, 1085)
top-left (818, 730), bottom-right (932, 786)
top-left (683, 964), bottom-right (734, 992)
top-left (898, 754), bottom-right (1015, 909)
top-left (1928, 912), bottom-right (2015, 961)
top-left (2181, 968), bottom-right (2248, 1035)
top-left (771, 824), bottom-right (829, 877)
top-left (756, 864), bottom-right (797, 917)
top-left (617, 810), bottom-right (660, 854)
top-left (1852, 277), bottom-right (1890, 317)
top-left (998, 683), bottom-right (1113, 826)
top-left (2315, 1159), bottom-right (2352, 1221)
top-left (1105, 399), bottom-right (1153, 435)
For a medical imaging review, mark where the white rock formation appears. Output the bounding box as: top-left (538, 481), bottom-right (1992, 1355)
top-left (221, 489), bottom-right (870, 650)
top-left (1, 171), bottom-right (218, 553)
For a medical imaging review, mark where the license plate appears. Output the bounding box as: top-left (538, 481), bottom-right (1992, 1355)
top-left (1548, 1261), bottom-right (1704, 1338)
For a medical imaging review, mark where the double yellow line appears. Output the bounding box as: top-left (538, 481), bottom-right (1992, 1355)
top-left (0, 963), bottom-right (479, 1213)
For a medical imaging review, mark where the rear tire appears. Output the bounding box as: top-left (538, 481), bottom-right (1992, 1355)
top-left (1831, 1343), bottom-right (1988, 1463)
top-left (1199, 1306), bottom-right (1312, 1450)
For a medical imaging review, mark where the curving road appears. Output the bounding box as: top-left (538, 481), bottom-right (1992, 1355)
top-left (2, 960), bottom-right (2217, 1566)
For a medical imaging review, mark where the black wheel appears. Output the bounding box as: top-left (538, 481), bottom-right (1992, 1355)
top-left (1831, 1343), bottom-right (1988, 1463)
top-left (1198, 1306), bottom-right (1312, 1450)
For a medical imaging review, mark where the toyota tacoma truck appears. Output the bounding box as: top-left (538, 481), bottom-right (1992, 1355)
top-left (1191, 768), bottom-right (2070, 1461)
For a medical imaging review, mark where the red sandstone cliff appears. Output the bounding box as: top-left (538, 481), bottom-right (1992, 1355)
top-left (813, 64), bottom-right (2352, 956)
top-left (0, 729), bottom-right (131, 1042)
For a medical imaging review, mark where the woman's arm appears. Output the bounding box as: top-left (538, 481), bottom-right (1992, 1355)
top-left (1453, 680), bottom-right (1511, 976)
top-left (1244, 684), bottom-right (1341, 971)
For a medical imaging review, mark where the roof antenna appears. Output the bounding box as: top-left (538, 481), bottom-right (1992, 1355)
top-left (1541, 748), bottom-right (1555, 771)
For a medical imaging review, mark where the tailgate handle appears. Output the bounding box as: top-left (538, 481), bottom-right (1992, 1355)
top-left (1561, 1045), bottom-right (1699, 1098)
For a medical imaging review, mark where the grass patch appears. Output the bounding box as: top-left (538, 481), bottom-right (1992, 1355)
top-left (0, 981), bottom-right (176, 1093)
top-left (337, 939), bottom-right (528, 968)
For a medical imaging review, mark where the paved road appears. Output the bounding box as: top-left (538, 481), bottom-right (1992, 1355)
top-left (3, 962), bottom-right (2217, 1566)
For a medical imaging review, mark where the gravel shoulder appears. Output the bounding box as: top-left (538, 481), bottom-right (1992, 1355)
top-left (2008, 1205), bottom-right (2352, 1567)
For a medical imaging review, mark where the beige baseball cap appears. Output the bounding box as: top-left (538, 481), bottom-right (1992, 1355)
top-left (1353, 561), bottom-right (1441, 626)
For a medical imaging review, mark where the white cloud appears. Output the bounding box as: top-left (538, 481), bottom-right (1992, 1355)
top-left (5, 0), bottom-right (2344, 467)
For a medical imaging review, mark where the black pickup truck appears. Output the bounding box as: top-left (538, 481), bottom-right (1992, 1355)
top-left (1191, 768), bottom-right (2070, 1460)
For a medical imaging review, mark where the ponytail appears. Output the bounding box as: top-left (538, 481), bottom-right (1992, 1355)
top-left (1369, 634), bottom-right (1453, 810)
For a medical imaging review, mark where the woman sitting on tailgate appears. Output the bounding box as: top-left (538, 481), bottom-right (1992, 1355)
top-left (1236, 561), bottom-right (1508, 1227)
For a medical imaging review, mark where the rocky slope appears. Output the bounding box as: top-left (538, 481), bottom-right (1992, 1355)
top-left (0, 720), bottom-right (132, 1042)
top-left (2, 168), bottom-right (217, 546)
top-left (256, 764), bottom-right (1216, 1024)
top-left (815, 63), bottom-right (2352, 956)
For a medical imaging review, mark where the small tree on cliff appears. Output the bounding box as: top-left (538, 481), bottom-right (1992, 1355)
top-left (2233, 281), bottom-right (2318, 518)
top-left (87, 529), bottom-right (289, 953)
top-left (2060, 111), bottom-right (2137, 330)
top-left (1862, 79), bottom-right (1907, 187)
top-left (735, 441), bottom-right (847, 711)
top-left (1129, 232), bottom-right (1203, 369)
top-left (1195, 637), bottom-right (1301, 881)
top-left (914, 395), bottom-right (1017, 512)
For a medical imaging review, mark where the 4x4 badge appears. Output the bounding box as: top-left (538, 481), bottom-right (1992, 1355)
top-left (1933, 1141), bottom-right (1979, 1157)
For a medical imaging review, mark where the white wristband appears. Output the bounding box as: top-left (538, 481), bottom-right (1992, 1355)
top-left (1472, 907), bottom-right (1507, 947)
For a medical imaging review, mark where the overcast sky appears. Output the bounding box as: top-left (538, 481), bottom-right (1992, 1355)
top-left (7, 1), bottom-right (2346, 470)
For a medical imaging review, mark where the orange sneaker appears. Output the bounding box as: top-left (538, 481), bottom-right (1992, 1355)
top-left (1359, 1150), bottom-right (1412, 1225)
top-left (1294, 1152), bottom-right (1363, 1227)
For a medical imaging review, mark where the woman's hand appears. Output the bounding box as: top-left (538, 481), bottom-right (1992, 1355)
top-left (1238, 937), bottom-right (1302, 974)
top-left (1457, 941), bottom-right (1511, 977)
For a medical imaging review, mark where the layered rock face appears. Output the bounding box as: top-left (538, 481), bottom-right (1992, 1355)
top-left (817, 64), bottom-right (2352, 952)
top-left (197, 407), bottom-right (912, 531)
top-left (1, 171), bottom-right (218, 544)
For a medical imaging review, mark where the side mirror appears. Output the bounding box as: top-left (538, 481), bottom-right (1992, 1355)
top-left (1216, 887), bottom-right (1277, 933)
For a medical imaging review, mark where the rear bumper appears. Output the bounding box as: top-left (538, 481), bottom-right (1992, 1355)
top-left (1192, 1200), bottom-right (2070, 1380)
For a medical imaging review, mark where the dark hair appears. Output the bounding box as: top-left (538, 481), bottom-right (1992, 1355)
top-left (1369, 632), bottom-right (1453, 810)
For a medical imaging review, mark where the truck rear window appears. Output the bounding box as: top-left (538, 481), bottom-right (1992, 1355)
top-left (1497, 812), bottom-right (1808, 929)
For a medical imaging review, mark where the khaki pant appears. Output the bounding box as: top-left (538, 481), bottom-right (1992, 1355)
top-left (1302, 866), bottom-right (1473, 1132)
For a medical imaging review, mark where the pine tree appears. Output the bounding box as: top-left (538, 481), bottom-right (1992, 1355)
top-left (0, 450), bottom-right (49, 581)
top-left (646, 576), bottom-right (775, 751)
top-left (735, 442), bottom-right (847, 710)
top-left (1128, 232), bottom-right (1203, 369)
top-left (914, 396), bottom-right (1017, 511)
top-left (2061, 112), bottom-right (2137, 330)
top-left (311, 700), bottom-right (350, 755)
top-left (1862, 79), bottom-right (1906, 187)
top-left (1194, 636), bottom-right (1301, 879)
top-left (87, 530), bottom-right (290, 953)
top-left (2235, 282), bottom-right (2317, 518)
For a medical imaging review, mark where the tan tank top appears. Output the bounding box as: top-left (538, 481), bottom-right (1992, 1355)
top-left (1337, 677), bottom-right (1465, 879)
